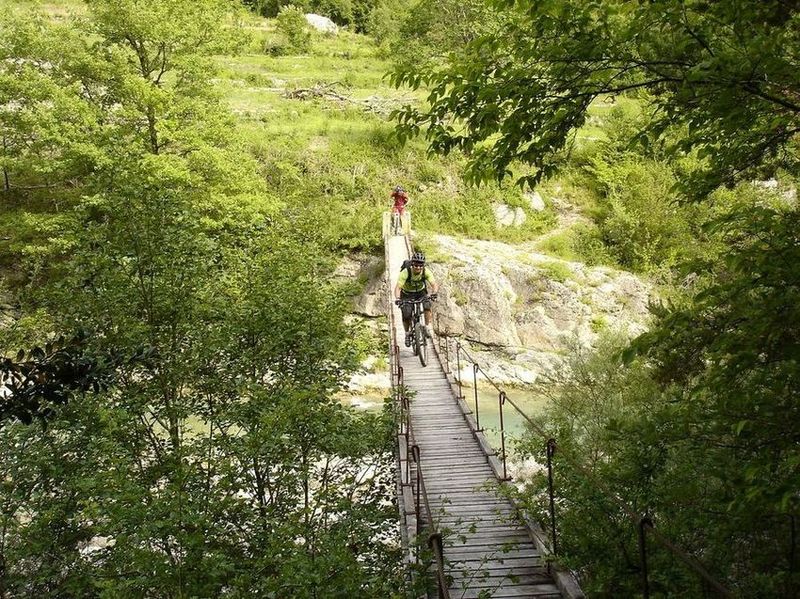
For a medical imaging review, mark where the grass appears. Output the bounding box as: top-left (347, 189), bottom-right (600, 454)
top-left (0, 0), bottom-right (86, 15)
top-left (213, 14), bottom-right (565, 251)
top-left (534, 260), bottom-right (574, 283)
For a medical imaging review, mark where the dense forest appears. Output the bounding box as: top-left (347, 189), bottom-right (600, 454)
top-left (1, 0), bottom-right (798, 597)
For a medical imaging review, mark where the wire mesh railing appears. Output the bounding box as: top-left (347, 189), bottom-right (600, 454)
top-left (431, 328), bottom-right (732, 598)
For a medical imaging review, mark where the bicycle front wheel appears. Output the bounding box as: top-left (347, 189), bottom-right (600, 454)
top-left (417, 324), bottom-right (427, 367)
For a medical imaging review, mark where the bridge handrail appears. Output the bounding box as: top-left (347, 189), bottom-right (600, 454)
top-left (387, 233), bottom-right (449, 598)
top-left (432, 331), bottom-right (732, 598)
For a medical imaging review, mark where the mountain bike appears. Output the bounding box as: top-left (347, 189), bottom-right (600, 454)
top-left (397, 295), bottom-right (436, 367)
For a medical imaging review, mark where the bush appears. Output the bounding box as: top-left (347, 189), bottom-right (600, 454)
top-left (252, 0), bottom-right (309, 17)
top-left (276, 5), bottom-right (312, 53)
top-left (311, 0), bottom-right (354, 24)
top-left (589, 156), bottom-right (697, 272)
top-left (537, 222), bottom-right (615, 267)
top-left (365, 0), bottom-right (409, 44)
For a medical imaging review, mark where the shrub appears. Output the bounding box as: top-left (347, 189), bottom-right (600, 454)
top-left (589, 156), bottom-right (696, 272)
top-left (276, 5), bottom-right (312, 53)
top-left (537, 222), bottom-right (615, 266)
top-left (311, 0), bottom-right (354, 24)
top-left (535, 260), bottom-right (573, 283)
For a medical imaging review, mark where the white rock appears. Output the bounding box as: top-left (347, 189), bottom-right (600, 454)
top-left (493, 203), bottom-right (515, 226)
top-left (525, 191), bottom-right (545, 211)
top-left (493, 204), bottom-right (527, 227)
top-left (305, 13), bottom-right (338, 33)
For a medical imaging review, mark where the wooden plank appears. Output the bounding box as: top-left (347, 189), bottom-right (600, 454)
top-left (448, 557), bottom-right (555, 572)
top-left (459, 586), bottom-right (562, 598)
top-left (433, 507), bottom-right (515, 516)
top-left (446, 549), bottom-right (542, 561)
top-left (451, 570), bottom-right (552, 583)
top-left (438, 524), bottom-right (530, 534)
top-left (437, 515), bottom-right (520, 524)
top-left (429, 494), bottom-right (507, 503)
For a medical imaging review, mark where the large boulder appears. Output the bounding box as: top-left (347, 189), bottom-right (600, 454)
top-left (305, 13), bottom-right (338, 33)
top-left (524, 191), bottom-right (545, 211)
top-left (335, 254), bottom-right (387, 317)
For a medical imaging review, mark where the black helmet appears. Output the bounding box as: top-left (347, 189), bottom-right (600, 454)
top-left (411, 251), bottom-right (425, 265)
top-left (394, 185), bottom-right (404, 193)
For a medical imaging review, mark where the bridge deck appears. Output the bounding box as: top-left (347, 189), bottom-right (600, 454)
top-left (387, 230), bottom-right (577, 598)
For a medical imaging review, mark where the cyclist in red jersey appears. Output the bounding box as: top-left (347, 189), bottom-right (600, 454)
top-left (391, 185), bottom-right (409, 216)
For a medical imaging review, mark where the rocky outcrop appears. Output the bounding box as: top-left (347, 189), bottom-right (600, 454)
top-left (493, 203), bottom-right (527, 227)
top-left (335, 253), bottom-right (388, 317)
top-left (349, 234), bottom-right (653, 386)
top-left (432, 234), bottom-right (650, 335)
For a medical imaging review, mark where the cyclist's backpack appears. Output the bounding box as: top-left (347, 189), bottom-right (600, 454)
top-left (399, 259), bottom-right (425, 281)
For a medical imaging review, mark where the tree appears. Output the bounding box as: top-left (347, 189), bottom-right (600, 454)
top-left (0, 13), bottom-right (102, 193)
top-left (390, 0), bottom-right (502, 71)
top-left (0, 3), bottom-right (403, 596)
top-left (392, 0), bottom-right (800, 196)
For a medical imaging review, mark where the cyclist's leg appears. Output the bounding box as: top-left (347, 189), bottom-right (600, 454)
top-left (399, 290), bottom-right (413, 345)
top-left (400, 291), bottom-right (414, 331)
top-left (422, 295), bottom-right (433, 325)
top-left (422, 296), bottom-right (434, 337)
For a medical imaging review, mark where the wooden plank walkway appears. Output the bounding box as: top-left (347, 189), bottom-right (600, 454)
top-left (386, 231), bottom-right (582, 599)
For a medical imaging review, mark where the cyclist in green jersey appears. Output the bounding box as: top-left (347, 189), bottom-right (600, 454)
top-left (394, 252), bottom-right (439, 347)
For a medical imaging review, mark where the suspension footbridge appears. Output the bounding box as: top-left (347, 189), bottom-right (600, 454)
top-left (384, 217), bottom-right (583, 599)
top-left (383, 212), bottom-right (734, 599)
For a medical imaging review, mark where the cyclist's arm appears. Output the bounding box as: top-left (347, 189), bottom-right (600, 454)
top-left (395, 269), bottom-right (409, 299)
top-left (424, 270), bottom-right (438, 295)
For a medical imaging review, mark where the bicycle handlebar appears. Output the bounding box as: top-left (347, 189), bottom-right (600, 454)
top-left (396, 294), bottom-right (437, 306)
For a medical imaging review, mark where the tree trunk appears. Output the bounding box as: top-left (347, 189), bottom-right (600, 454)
top-left (2, 137), bottom-right (9, 191)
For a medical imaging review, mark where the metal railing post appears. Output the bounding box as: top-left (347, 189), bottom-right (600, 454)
top-left (790, 515), bottom-right (797, 598)
top-left (639, 515), bottom-right (653, 599)
top-left (546, 438), bottom-right (558, 557)
top-left (404, 396), bottom-right (411, 486)
top-left (498, 391), bottom-right (508, 479)
top-left (456, 343), bottom-right (463, 400)
top-left (473, 364), bottom-right (481, 430)
top-left (412, 444), bottom-right (421, 535)
top-left (428, 532), bottom-right (448, 599)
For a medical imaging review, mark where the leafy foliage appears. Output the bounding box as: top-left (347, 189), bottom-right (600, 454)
top-left (277, 4), bottom-right (313, 53)
top-left (391, 0), bottom-right (800, 196)
top-left (390, 0), bottom-right (501, 71)
top-left (0, 335), bottom-right (121, 427)
top-left (515, 199), bottom-right (800, 596)
top-left (0, 2), bottom-right (403, 596)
